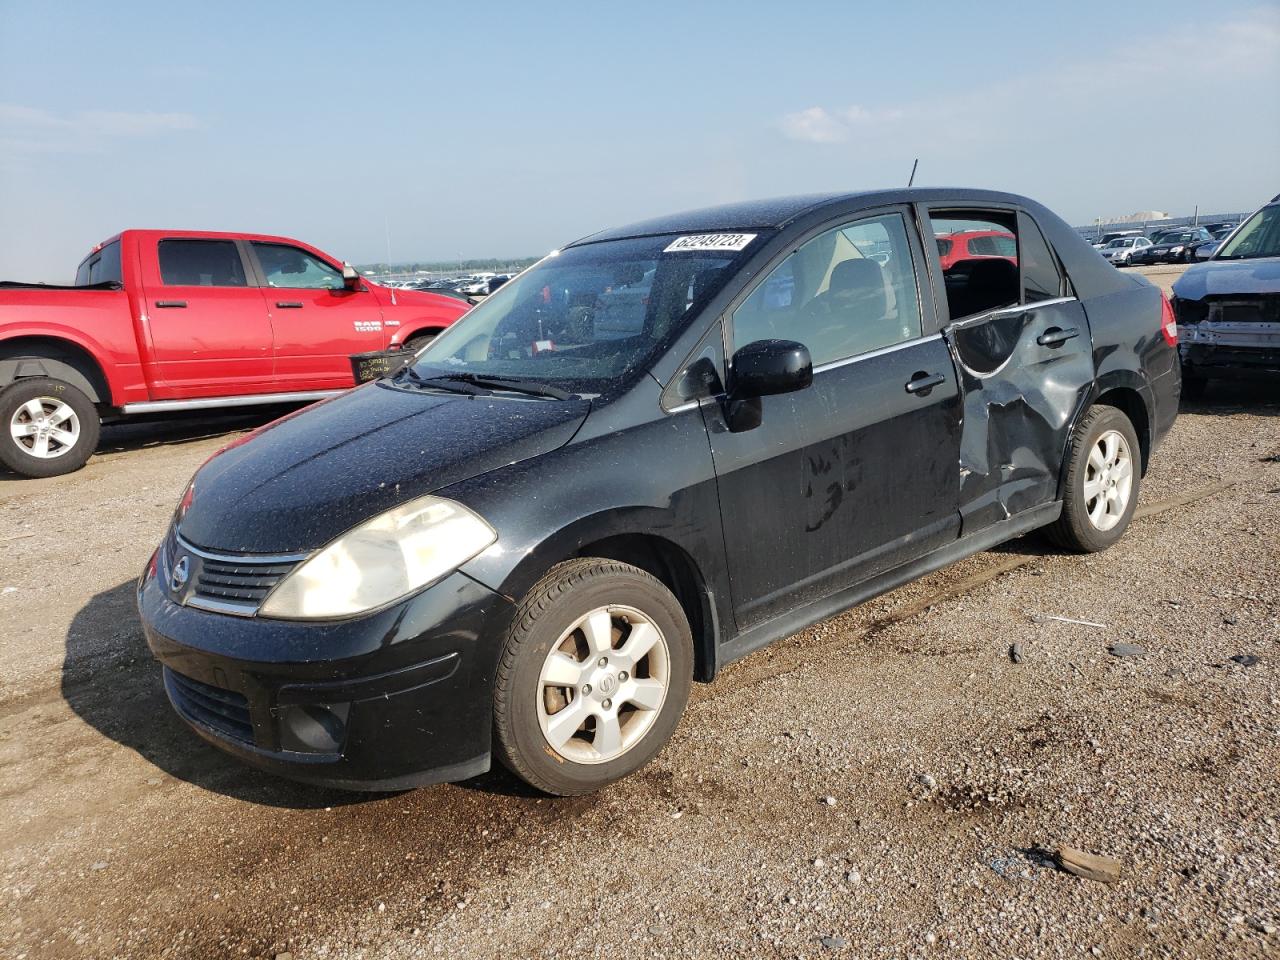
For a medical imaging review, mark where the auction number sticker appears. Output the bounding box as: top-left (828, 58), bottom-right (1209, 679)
top-left (663, 233), bottom-right (757, 253)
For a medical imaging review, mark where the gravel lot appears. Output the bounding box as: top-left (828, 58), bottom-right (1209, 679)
top-left (2, 263), bottom-right (1278, 959)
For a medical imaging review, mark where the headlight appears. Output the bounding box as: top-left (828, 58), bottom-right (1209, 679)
top-left (1170, 246), bottom-right (1183, 253)
top-left (260, 496), bottom-right (496, 620)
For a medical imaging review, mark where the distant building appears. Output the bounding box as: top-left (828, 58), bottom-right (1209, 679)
top-left (1103, 210), bottom-right (1172, 223)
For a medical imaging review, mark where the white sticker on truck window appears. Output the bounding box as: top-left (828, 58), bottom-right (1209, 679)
top-left (663, 233), bottom-right (757, 254)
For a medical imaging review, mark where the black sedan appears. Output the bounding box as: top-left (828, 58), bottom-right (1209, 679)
top-left (139, 189), bottom-right (1181, 795)
top-left (1131, 227), bottom-right (1214, 264)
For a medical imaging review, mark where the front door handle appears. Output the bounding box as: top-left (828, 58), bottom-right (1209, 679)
top-left (1037, 326), bottom-right (1080, 347)
top-left (905, 371), bottom-right (946, 394)
top-left (275, 301), bottom-right (304, 309)
top-left (154, 300), bottom-right (187, 308)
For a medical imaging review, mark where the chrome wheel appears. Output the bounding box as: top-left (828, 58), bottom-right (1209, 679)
top-left (537, 604), bottom-right (670, 765)
top-left (9, 397), bottom-right (80, 460)
top-left (1083, 429), bottom-right (1133, 531)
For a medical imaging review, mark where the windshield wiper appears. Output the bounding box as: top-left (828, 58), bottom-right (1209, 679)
top-left (433, 373), bottom-right (577, 400)
top-left (392, 366), bottom-right (492, 395)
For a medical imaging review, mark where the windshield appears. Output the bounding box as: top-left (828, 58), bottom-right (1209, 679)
top-left (1217, 205), bottom-right (1280, 260)
top-left (1105, 238), bottom-right (1129, 248)
top-left (406, 233), bottom-right (760, 394)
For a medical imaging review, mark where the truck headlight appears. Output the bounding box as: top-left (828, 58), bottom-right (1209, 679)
top-left (260, 496), bottom-right (496, 620)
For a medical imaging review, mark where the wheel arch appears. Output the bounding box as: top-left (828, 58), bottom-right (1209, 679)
top-left (399, 326), bottom-right (445, 348)
top-left (479, 513), bottom-right (724, 685)
top-left (0, 336), bottom-right (111, 405)
top-left (1055, 374), bottom-right (1153, 500)
top-left (572, 533), bottom-right (719, 683)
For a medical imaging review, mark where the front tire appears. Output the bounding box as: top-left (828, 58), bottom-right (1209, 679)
top-left (0, 377), bottom-right (100, 478)
top-left (493, 558), bottom-right (693, 796)
top-left (1045, 405), bottom-right (1141, 553)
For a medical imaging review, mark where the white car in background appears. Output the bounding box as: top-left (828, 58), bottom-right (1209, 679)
top-left (1100, 235), bottom-right (1152, 266)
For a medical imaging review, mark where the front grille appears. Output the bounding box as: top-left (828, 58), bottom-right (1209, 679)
top-left (164, 668), bottom-right (254, 744)
top-left (193, 556), bottom-right (297, 606)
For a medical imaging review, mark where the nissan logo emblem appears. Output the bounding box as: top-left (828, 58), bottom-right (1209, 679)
top-left (170, 555), bottom-right (191, 592)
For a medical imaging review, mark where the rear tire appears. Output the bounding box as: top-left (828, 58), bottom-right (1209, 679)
top-left (1045, 405), bottom-right (1141, 553)
top-left (493, 558), bottom-right (693, 796)
top-left (0, 377), bottom-right (100, 478)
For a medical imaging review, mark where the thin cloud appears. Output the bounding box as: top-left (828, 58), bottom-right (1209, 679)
top-left (82, 110), bottom-right (200, 135)
top-left (779, 105), bottom-right (904, 143)
top-left (0, 103), bottom-right (200, 138)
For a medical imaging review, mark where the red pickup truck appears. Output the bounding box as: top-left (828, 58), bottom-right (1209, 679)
top-left (0, 229), bottom-right (468, 477)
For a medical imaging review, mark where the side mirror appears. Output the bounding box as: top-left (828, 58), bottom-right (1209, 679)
top-left (730, 339), bottom-right (812, 399)
top-left (342, 262), bottom-right (360, 290)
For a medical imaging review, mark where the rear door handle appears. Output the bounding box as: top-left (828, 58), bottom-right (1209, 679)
top-left (275, 301), bottom-right (303, 309)
top-left (905, 372), bottom-right (946, 394)
top-left (154, 300), bottom-right (187, 308)
top-left (1037, 326), bottom-right (1080, 347)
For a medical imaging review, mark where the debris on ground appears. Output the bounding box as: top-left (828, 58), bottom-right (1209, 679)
top-left (1030, 613), bottom-right (1107, 628)
top-left (1230, 654), bottom-right (1260, 668)
top-left (1009, 642), bottom-right (1025, 664)
top-left (1055, 846), bottom-right (1124, 884)
top-left (820, 935), bottom-right (848, 950)
top-left (1108, 643), bottom-right (1148, 658)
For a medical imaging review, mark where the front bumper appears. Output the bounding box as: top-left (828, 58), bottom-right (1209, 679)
top-left (138, 566), bottom-right (516, 790)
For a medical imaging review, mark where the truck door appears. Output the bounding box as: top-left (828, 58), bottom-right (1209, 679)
top-left (141, 237), bottom-right (275, 399)
top-left (247, 241), bottom-right (390, 390)
top-left (923, 207), bottom-right (1095, 533)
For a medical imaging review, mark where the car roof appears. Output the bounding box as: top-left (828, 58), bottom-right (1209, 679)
top-left (567, 187), bottom-right (1033, 246)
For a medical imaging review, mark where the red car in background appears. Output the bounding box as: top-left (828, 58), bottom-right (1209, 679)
top-left (0, 230), bottom-right (468, 477)
top-left (935, 229), bottom-right (1018, 270)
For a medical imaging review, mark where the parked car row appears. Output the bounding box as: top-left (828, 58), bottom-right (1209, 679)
top-left (1091, 223), bottom-right (1240, 267)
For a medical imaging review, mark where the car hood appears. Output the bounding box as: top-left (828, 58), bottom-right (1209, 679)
top-left (178, 382), bottom-right (591, 554)
top-left (1172, 257), bottom-right (1280, 300)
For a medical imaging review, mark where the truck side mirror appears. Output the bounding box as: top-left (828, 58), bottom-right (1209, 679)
top-left (342, 262), bottom-right (360, 290)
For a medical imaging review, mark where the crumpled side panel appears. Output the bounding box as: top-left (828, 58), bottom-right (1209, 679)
top-left (949, 301), bottom-right (1094, 533)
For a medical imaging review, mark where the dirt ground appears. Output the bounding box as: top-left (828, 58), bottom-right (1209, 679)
top-left (2, 263), bottom-right (1278, 959)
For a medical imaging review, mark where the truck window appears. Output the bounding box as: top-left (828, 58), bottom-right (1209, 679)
top-left (75, 240), bottom-right (122, 286)
top-left (251, 242), bottom-right (343, 290)
top-left (158, 239), bottom-right (249, 287)
top-left (88, 241), bottom-right (122, 285)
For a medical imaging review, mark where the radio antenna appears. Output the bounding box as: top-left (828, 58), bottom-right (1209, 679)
top-left (907, 158), bottom-right (919, 187)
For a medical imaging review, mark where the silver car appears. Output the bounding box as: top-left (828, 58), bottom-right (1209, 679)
top-left (1100, 235), bottom-right (1152, 266)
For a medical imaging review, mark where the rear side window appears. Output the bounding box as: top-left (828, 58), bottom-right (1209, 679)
top-left (252, 242), bottom-right (343, 289)
top-left (1016, 212), bottom-right (1064, 302)
top-left (89, 242), bottom-right (122, 284)
top-left (928, 209), bottom-right (1066, 319)
top-left (75, 241), bottom-right (122, 285)
top-left (159, 239), bottom-right (248, 287)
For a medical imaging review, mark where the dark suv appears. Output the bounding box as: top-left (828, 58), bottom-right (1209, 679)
top-left (138, 189), bottom-right (1181, 796)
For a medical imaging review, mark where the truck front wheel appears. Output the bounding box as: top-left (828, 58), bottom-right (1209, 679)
top-left (0, 377), bottom-right (100, 478)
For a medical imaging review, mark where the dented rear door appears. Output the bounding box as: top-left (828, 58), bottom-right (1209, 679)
top-left (943, 210), bottom-right (1095, 533)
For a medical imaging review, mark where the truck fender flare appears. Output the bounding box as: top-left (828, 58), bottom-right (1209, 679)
top-left (0, 353), bottom-right (105, 404)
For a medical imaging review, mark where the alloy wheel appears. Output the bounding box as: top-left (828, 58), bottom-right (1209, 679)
top-left (1083, 429), bottom-right (1133, 531)
top-left (536, 604), bottom-right (670, 764)
top-left (9, 397), bottom-right (80, 460)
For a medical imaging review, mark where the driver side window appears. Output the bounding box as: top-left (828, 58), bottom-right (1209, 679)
top-left (251, 242), bottom-right (344, 289)
top-left (730, 213), bottom-right (923, 367)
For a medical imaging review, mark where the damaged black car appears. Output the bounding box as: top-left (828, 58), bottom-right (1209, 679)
top-left (138, 189), bottom-right (1181, 796)
top-left (1172, 195), bottom-right (1280, 398)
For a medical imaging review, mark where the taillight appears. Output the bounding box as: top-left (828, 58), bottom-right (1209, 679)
top-left (1160, 295), bottom-right (1178, 346)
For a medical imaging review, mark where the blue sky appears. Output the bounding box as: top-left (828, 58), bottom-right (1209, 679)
top-left (2, 0), bottom-right (1277, 280)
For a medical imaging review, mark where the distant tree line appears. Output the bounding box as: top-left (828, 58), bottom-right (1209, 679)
top-left (357, 256), bottom-right (542, 275)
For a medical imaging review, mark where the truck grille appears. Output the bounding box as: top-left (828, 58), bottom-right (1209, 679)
top-left (164, 668), bottom-right (254, 744)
